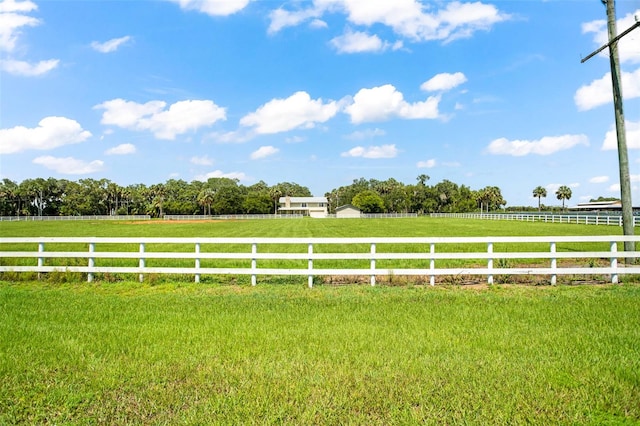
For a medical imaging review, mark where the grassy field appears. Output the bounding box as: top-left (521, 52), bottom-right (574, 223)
top-left (0, 282), bottom-right (639, 424)
top-left (0, 216), bottom-right (628, 239)
top-left (1, 218), bottom-right (639, 424)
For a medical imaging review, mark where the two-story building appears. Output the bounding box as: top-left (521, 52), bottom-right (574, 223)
top-left (278, 196), bottom-right (328, 218)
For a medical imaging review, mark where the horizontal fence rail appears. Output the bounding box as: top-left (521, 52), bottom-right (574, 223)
top-left (0, 215), bottom-right (151, 222)
top-left (2, 236), bottom-right (640, 287)
top-left (430, 213), bottom-right (639, 226)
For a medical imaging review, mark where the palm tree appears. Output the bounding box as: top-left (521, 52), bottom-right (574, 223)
top-left (416, 174), bottom-right (430, 186)
top-left (555, 185), bottom-right (572, 212)
top-left (532, 186), bottom-right (547, 212)
top-left (197, 188), bottom-right (215, 216)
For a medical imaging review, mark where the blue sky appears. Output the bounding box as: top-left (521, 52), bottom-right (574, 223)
top-left (1, 0), bottom-right (639, 207)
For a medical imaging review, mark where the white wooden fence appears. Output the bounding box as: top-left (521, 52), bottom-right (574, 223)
top-left (0, 215), bottom-right (151, 222)
top-left (430, 213), bottom-right (639, 226)
top-left (1, 236), bottom-right (639, 287)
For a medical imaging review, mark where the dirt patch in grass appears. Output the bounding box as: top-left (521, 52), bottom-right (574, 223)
top-left (120, 220), bottom-right (233, 225)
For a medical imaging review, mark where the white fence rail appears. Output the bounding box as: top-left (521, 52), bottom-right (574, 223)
top-left (164, 214), bottom-right (304, 220)
top-left (0, 215), bottom-right (151, 222)
top-left (2, 236), bottom-right (639, 287)
top-left (430, 213), bottom-right (640, 226)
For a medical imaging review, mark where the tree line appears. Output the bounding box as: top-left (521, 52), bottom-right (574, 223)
top-left (0, 175), bottom-right (507, 217)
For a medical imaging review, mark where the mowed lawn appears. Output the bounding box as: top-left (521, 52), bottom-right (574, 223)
top-left (1, 218), bottom-right (639, 424)
top-left (1, 282), bottom-right (639, 424)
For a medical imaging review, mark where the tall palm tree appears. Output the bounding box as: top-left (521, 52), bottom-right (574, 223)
top-left (555, 185), bottom-right (572, 212)
top-left (532, 186), bottom-right (547, 212)
top-left (197, 188), bottom-right (215, 216)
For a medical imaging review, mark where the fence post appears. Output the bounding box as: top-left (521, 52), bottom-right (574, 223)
top-left (139, 242), bottom-right (145, 283)
top-left (430, 243), bottom-right (435, 286)
top-left (195, 243), bottom-right (200, 283)
top-left (550, 242), bottom-right (557, 285)
top-left (251, 243), bottom-right (257, 286)
top-left (37, 242), bottom-right (44, 280)
top-left (88, 242), bottom-right (95, 282)
top-left (308, 243), bottom-right (314, 288)
top-left (370, 243), bottom-right (376, 286)
top-left (487, 242), bottom-right (493, 285)
top-left (610, 241), bottom-right (618, 284)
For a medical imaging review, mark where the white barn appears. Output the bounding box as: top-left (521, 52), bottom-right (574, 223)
top-left (335, 204), bottom-right (361, 218)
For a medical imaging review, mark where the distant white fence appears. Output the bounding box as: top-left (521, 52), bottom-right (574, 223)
top-left (431, 213), bottom-right (639, 226)
top-left (164, 214), bottom-right (304, 220)
top-left (0, 215), bottom-right (151, 222)
top-left (1, 236), bottom-right (639, 287)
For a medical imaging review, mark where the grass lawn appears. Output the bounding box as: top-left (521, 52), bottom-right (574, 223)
top-left (0, 282), bottom-right (639, 424)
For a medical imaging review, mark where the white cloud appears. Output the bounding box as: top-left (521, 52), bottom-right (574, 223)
top-left (421, 72), bottom-right (467, 92)
top-left (169, 0), bottom-right (251, 16)
top-left (330, 29), bottom-right (400, 53)
top-left (417, 158), bottom-right (437, 168)
top-left (341, 144), bottom-right (398, 159)
top-left (105, 143), bottom-right (136, 155)
top-left (0, 0), bottom-right (39, 52)
top-left (0, 58), bottom-right (58, 76)
top-left (344, 128), bottom-right (386, 140)
top-left (344, 84), bottom-right (440, 124)
top-left (0, 1), bottom-right (60, 77)
top-left (91, 36), bottom-right (131, 53)
top-left (194, 170), bottom-right (247, 181)
top-left (575, 68), bottom-right (640, 111)
top-left (582, 10), bottom-right (640, 64)
top-left (240, 91), bottom-right (338, 134)
top-left (589, 176), bottom-right (609, 184)
top-left (251, 145), bottom-right (279, 160)
top-left (602, 120), bottom-right (640, 150)
top-left (190, 155), bottom-right (213, 165)
top-left (309, 19), bottom-right (328, 29)
top-left (0, 116), bottom-right (91, 154)
top-left (32, 156), bottom-right (104, 174)
top-left (268, 1), bottom-right (509, 43)
top-left (95, 98), bottom-right (226, 140)
top-left (268, 7), bottom-right (321, 34)
top-left (486, 134), bottom-right (589, 156)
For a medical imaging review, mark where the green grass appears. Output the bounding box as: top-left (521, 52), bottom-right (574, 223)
top-left (0, 282), bottom-right (639, 424)
top-left (0, 216), bottom-right (627, 239)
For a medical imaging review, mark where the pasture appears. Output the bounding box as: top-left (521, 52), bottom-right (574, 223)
top-left (1, 218), bottom-right (639, 424)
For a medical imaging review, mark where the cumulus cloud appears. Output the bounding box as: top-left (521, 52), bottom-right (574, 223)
top-left (268, 0), bottom-right (509, 43)
top-left (0, 58), bottom-right (59, 76)
top-left (417, 159), bottom-right (437, 168)
top-left (330, 29), bottom-right (401, 53)
top-left (486, 134), bottom-right (589, 156)
top-left (344, 84), bottom-right (440, 124)
top-left (421, 72), bottom-right (467, 92)
top-left (169, 0), bottom-right (251, 16)
top-left (589, 175), bottom-right (609, 184)
top-left (95, 98), bottom-right (226, 140)
top-left (575, 68), bottom-right (640, 111)
top-left (240, 91), bottom-right (338, 134)
top-left (251, 145), bottom-right (279, 159)
top-left (190, 155), bottom-right (213, 165)
top-left (105, 143), bottom-right (136, 155)
top-left (91, 36), bottom-right (131, 53)
top-left (0, 116), bottom-right (92, 154)
top-left (0, 0), bottom-right (38, 52)
top-left (0, 1), bottom-right (59, 76)
top-left (341, 144), bottom-right (398, 159)
top-left (32, 156), bottom-right (104, 174)
top-left (602, 120), bottom-right (640, 150)
top-left (194, 170), bottom-right (247, 181)
top-left (582, 10), bottom-right (640, 64)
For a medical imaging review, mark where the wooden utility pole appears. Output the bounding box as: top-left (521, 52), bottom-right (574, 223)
top-left (582, 1), bottom-right (638, 262)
